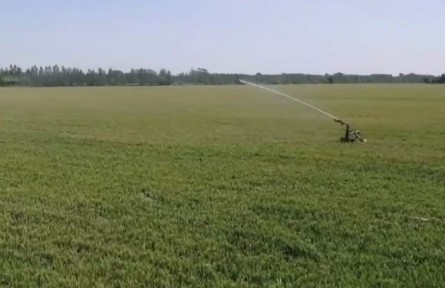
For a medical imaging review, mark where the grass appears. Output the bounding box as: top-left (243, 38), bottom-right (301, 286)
top-left (0, 85), bottom-right (444, 287)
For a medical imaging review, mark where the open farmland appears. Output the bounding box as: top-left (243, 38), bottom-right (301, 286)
top-left (0, 85), bottom-right (444, 287)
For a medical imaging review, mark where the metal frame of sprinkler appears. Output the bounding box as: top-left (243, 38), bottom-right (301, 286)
top-left (239, 80), bottom-right (367, 143)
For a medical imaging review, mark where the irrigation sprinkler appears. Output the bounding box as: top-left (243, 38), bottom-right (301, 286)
top-left (239, 80), bottom-right (366, 143)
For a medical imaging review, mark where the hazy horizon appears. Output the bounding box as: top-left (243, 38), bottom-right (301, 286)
top-left (2, 0), bottom-right (444, 75)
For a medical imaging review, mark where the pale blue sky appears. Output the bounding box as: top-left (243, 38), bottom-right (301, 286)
top-left (1, 0), bottom-right (444, 75)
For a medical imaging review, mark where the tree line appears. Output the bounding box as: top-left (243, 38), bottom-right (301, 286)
top-left (0, 65), bottom-right (443, 86)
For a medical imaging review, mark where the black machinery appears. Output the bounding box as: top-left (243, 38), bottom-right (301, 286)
top-left (334, 119), bottom-right (367, 143)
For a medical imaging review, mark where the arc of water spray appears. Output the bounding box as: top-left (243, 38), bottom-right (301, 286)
top-left (239, 79), bottom-right (346, 125)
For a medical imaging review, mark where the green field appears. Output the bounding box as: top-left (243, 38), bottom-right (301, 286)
top-left (0, 85), bottom-right (444, 287)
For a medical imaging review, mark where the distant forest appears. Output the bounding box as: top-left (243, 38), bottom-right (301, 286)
top-left (1, 65), bottom-right (444, 87)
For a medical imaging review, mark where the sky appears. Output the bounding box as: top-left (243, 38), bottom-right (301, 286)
top-left (1, 0), bottom-right (444, 75)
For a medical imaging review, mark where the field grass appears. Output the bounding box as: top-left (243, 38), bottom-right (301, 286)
top-left (0, 85), bottom-right (444, 287)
